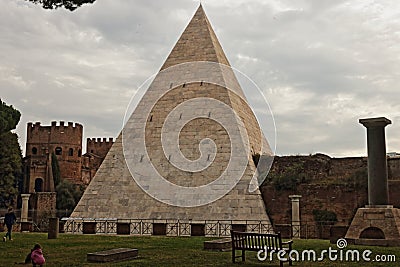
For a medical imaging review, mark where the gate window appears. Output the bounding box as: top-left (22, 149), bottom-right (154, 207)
top-left (55, 147), bottom-right (62, 155)
top-left (35, 178), bottom-right (43, 192)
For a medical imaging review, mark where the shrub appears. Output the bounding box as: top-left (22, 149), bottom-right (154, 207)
top-left (312, 209), bottom-right (337, 225)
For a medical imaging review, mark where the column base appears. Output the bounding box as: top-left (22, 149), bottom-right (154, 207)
top-left (20, 222), bottom-right (33, 232)
top-left (365, 205), bottom-right (393, 208)
top-left (345, 207), bottom-right (400, 246)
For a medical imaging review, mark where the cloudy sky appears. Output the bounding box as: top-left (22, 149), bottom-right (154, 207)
top-left (1, 0), bottom-right (400, 157)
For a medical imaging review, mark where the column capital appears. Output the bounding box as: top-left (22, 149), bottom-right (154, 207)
top-left (289, 195), bottom-right (302, 200)
top-left (21, 194), bottom-right (31, 199)
top-left (359, 117), bottom-right (391, 128)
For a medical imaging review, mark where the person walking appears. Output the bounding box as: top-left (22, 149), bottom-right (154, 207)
top-left (3, 207), bottom-right (17, 241)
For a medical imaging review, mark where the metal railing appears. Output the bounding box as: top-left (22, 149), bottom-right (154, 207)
top-left (62, 218), bottom-right (274, 237)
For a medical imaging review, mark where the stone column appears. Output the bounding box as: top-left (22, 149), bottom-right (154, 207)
top-left (359, 117), bottom-right (391, 206)
top-left (20, 194), bottom-right (31, 222)
top-left (289, 195), bottom-right (302, 239)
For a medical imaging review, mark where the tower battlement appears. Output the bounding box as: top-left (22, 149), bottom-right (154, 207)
top-left (87, 137), bottom-right (114, 158)
top-left (27, 121), bottom-right (82, 134)
top-left (87, 137), bottom-right (114, 143)
top-left (26, 121), bottom-right (83, 147)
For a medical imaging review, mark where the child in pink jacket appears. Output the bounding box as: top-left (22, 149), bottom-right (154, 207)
top-left (30, 244), bottom-right (46, 266)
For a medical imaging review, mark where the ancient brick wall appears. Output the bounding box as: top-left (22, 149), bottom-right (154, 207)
top-left (262, 154), bottom-right (400, 228)
top-left (261, 184), bottom-right (368, 226)
top-left (31, 192), bottom-right (57, 231)
top-left (388, 157), bottom-right (400, 180)
top-left (328, 157), bottom-right (366, 178)
top-left (81, 154), bottom-right (103, 185)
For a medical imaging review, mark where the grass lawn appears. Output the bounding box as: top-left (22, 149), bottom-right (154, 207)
top-left (0, 233), bottom-right (399, 266)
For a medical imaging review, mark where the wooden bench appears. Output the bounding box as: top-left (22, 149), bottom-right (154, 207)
top-left (231, 230), bottom-right (293, 266)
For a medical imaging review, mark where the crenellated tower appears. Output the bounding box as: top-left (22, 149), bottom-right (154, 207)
top-left (87, 137), bottom-right (114, 159)
top-left (22, 120), bottom-right (114, 228)
top-left (81, 137), bottom-right (114, 184)
top-left (24, 121), bottom-right (83, 192)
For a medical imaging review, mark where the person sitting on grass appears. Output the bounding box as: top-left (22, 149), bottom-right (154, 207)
top-left (29, 244), bottom-right (46, 267)
top-left (3, 207), bottom-right (17, 242)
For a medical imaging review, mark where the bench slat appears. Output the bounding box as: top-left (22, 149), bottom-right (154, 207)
top-left (231, 230), bottom-right (293, 266)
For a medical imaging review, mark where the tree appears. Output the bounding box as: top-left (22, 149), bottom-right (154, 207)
top-left (56, 180), bottom-right (85, 212)
top-left (25, 0), bottom-right (96, 11)
top-left (50, 147), bottom-right (84, 215)
top-left (0, 100), bottom-right (21, 134)
top-left (313, 209), bottom-right (337, 225)
top-left (0, 100), bottom-right (22, 208)
top-left (51, 152), bottom-right (61, 186)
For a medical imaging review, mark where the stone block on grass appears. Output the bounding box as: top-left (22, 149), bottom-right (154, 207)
top-left (87, 248), bottom-right (138, 263)
top-left (204, 238), bottom-right (232, 251)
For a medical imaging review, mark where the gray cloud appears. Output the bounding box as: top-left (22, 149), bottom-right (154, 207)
top-left (1, 0), bottom-right (399, 157)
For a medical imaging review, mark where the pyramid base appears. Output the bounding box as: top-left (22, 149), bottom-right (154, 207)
top-left (63, 218), bottom-right (273, 237)
top-left (345, 207), bottom-right (400, 247)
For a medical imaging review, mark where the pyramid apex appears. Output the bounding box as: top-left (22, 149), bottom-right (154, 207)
top-left (160, 4), bottom-right (230, 70)
top-left (193, 2), bottom-right (206, 18)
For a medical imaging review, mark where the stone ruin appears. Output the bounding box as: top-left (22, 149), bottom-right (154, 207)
top-left (346, 117), bottom-right (400, 246)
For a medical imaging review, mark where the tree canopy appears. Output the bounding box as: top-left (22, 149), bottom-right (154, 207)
top-left (51, 152), bottom-right (61, 187)
top-left (0, 100), bottom-right (22, 208)
top-left (56, 180), bottom-right (85, 212)
top-left (26, 0), bottom-right (96, 11)
top-left (0, 99), bottom-right (21, 134)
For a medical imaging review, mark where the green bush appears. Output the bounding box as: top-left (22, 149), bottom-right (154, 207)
top-left (312, 209), bottom-right (337, 224)
top-left (56, 180), bottom-right (85, 212)
top-left (267, 163), bottom-right (306, 191)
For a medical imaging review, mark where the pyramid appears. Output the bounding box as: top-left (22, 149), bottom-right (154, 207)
top-left (70, 5), bottom-right (272, 232)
